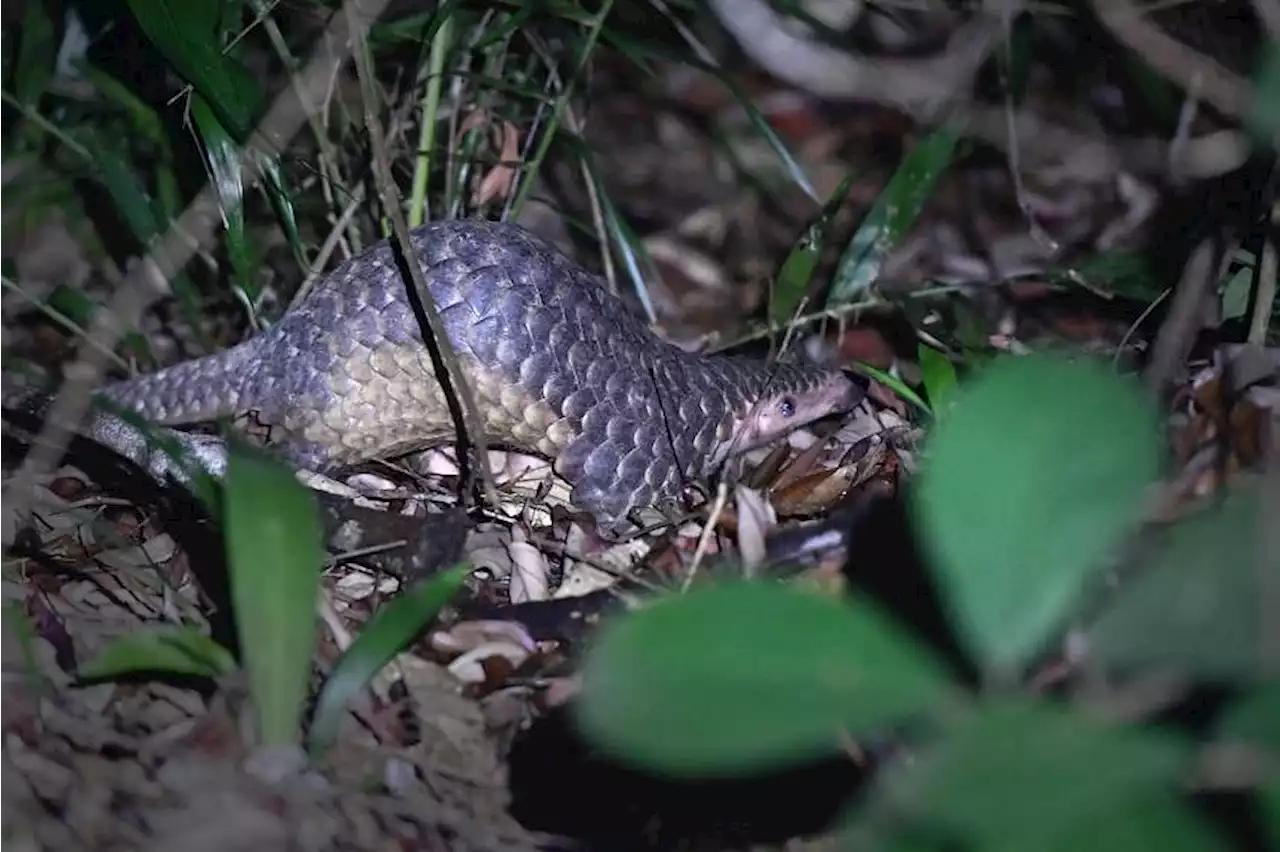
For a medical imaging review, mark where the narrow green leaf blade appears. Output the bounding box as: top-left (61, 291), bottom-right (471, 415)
top-left (830, 127), bottom-right (960, 302)
top-left (78, 625), bottom-right (237, 680)
top-left (12, 0), bottom-right (56, 107)
top-left (308, 565), bottom-right (472, 756)
top-left (917, 344), bottom-right (958, 416)
top-left (770, 171), bottom-right (857, 326)
top-left (122, 0), bottom-right (262, 138)
top-left (223, 441), bottom-right (324, 748)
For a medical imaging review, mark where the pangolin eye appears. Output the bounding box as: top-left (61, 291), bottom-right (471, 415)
top-left (777, 397), bottom-right (796, 418)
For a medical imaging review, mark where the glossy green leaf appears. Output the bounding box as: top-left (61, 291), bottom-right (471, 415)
top-left (912, 355), bottom-right (1163, 675)
top-left (123, 0), bottom-right (261, 140)
top-left (223, 440), bottom-right (324, 748)
top-left (190, 92), bottom-right (252, 289)
top-left (78, 625), bottom-right (237, 680)
top-left (308, 564), bottom-right (472, 756)
top-left (256, 157), bottom-right (302, 280)
top-left (1014, 796), bottom-right (1230, 852)
top-left (829, 127), bottom-right (960, 302)
top-left (770, 172), bottom-right (857, 327)
top-left (853, 360), bottom-right (932, 415)
top-left (771, 228), bottom-right (822, 327)
top-left (917, 344), bottom-right (957, 416)
top-left (576, 582), bottom-right (954, 777)
top-left (1088, 486), bottom-right (1266, 681)
top-left (867, 698), bottom-right (1192, 851)
top-left (191, 93), bottom-right (244, 226)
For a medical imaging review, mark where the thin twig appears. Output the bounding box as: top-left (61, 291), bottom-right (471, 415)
top-left (1143, 237), bottom-right (1236, 394)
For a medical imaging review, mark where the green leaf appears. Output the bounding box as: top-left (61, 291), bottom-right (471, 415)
top-left (1088, 486), bottom-right (1267, 681)
top-left (1049, 249), bottom-right (1161, 301)
top-left (1261, 777), bottom-right (1280, 850)
top-left (865, 698), bottom-right (1193, 851)
top-left (829, 127), bottom-right (960, 302)
top-left (256, 156), bottom-right (302, 277)
top-left (190, 92), bottom-right (255, 297)
top-left (917, 344), bottom-right (957, 416)
top-left (11, 0), bottom-right (56, 108)
top-left (81, 65), bottom-right (171, 151)
top-left (575, 582), bottom-right (954, 777)
top-left (93, 144), bottom-right (163, 244)
top-left (77, 625), bottom-right (237, 680)
top-left (123, 0), bottom-right (262, 140)
top-left (1215, 681), bottom-right (1280, 755)
top-left (770, 172), bottom-right (857, 326)
top-left (223, 440), bottom-right (324, 748)
top-left (912, 354), bottom-right (1163, 675)
top-left (846, 791), bottom-right (1230, 852)
top-left (1047, 798), bottom-right (1233, 852)
top-left (1248, 40), bottom-right (1280, 146)
top-left (853, 360), bottom-right (932, 415)
top-left (308, 564), bottom-right (472, 757)
top-left (191, 93), bottom-right (245, 225)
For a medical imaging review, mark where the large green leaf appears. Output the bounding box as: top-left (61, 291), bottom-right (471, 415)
top-left (223, 441), bottom-right (324, 748)
top-left (912, 355), bottom-right (1163, 675)
top-left (576, 582), bottom-right (955, 777)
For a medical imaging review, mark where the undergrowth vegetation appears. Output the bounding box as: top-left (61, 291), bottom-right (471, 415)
top-left (2, 1), bottom-right (1277, 850)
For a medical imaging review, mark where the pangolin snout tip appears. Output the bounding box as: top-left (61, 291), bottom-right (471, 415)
top-left (822, 369), bottom-right (865, 414)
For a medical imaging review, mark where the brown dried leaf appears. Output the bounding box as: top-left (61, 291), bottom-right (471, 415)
top-left (471, 122), bottom-right (521, 206)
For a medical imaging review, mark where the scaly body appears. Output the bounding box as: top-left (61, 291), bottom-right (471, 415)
top-left (66, 220), bottom-right (861, 528)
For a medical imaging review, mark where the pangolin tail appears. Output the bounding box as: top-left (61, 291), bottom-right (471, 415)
top-left (100, 337), bottom-right (265, 425)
